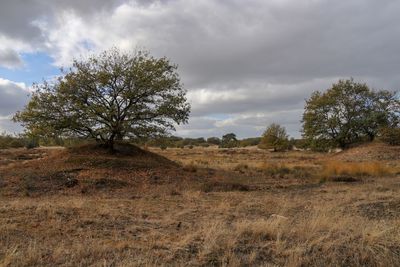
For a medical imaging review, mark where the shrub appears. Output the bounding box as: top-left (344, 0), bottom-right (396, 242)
top-left (239, 137), bottom-right (261, 147)
top-left (0, 133), bottom-right (25, 149)
top-left (201, 181), bottom-right (250, 192)
top-left (25, 138), bottom-right (39, 149)
top-left (206, 137), bottom-right (221, 145)
top-left (234, 163), bottom-right (249, 173)
top-left (219, 133), bottom-right (239, 148)
top-left (259, 163), bottom-right (312, 178)
top-left (160, 144), bottom-right (167, 150)
top-left (8, 139), bottom-right (25, 148)
top-left (380, 127), bottom-right (400, 146)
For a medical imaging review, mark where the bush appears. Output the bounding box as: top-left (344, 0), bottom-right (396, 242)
top-left (220, 133), bottom-right (239, 148)
top-left (206, 137), bottom-right (221, 145)
top-left (239, 137), bottom-right (261, 147)
top-left (0, 133), bottom-right (25, 149)
top-left (9, 139), bottom-right (25, 148)
top-left (380, 127), bottom-right (400, 146)
top-left (25, 138), bottom-right (39, 149)
top-left (160, 144), bottom-right (167, 150)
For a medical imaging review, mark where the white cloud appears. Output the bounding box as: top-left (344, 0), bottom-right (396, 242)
top-left (0, 78), bottom-right (30, 132)
top-left (0, 35), bottom-right (36, 69)
top-left (0, 78), bottom-right (29, 115)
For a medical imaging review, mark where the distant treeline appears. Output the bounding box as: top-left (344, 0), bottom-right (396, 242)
top-left (139, 135), bottom-right (265, 149)
top-left (141, 135), bottom-right (310, 150)
top-left (0, 133), bottom-right (92, 149)
top-left (0, 131), bottom-right (308, 150)
top-left (0, 130), bottom-right (398, 151)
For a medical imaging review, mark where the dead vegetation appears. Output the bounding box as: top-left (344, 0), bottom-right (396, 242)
top-left (0, 143), bottom-right (400, 266)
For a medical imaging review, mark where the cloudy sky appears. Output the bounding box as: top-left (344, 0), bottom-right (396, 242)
top-left (1, 0), bottom-right (399, 138)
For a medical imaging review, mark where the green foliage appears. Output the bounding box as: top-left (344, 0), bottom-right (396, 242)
top-left (160, 144), bottom-right (167, 150)
top-left (13, 48), bottom-right (190, 150)
top-left (302, 78), bottom-right (400, 149)
top-left (258, 123), bottom-right (289, 151)
top-left (239, 137), bottom-right (261, 147)
top-left (380, 127), bottom-right (400, 146)
top-left (219, 133), bottom-right (239, 148)
top-left (289, 138), bottom-right (309, 150)
top-left (206, 137), bottom-right (221, 145)
top-left (143, 136), bottom-right (210, 148)
top-left (25, 137), bottom-right (39, 149)
top-left (39, 136), bottom-right (64, 146)
top-left (0, 133), bottom-right (25, 149)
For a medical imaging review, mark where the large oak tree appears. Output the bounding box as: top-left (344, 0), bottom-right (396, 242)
top-left (302, 79), bottom-right (399, 149)
top-left (14, 48), bottom-right (190, 150)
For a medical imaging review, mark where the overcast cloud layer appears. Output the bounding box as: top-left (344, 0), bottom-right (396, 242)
top-left (0, 0), bottom-right (399, 137)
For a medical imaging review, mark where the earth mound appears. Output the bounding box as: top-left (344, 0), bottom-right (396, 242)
top-left (332, 142), bottom-right (400, 162)
top-left (67, 142), bottom-right (178, 167)
top-left (0, 143), bottom-right (207, 197)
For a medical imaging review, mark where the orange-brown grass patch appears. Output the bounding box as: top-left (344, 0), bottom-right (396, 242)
top-left (320, 160), bottom-right (394, 178)
top-left (0, 144), bottom-right (209, 198)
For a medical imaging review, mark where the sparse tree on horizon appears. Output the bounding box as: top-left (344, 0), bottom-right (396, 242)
top-left (259, 123), bottom-right (289, 151)
top-left (13, 48), bottom-right (190, 150)
top-left (220, 133), bottom-right (239, 148)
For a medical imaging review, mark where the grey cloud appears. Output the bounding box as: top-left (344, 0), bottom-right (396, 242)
top-left (0, 0), bottom-right (44, 42)
top-left (0, 0), bottom-right (122, 52)
top-left (187, 78), bottom-right (339, 117)
top-left (0, 118), bottom-right (23, 134)
top-left (0, 0), bottom-right (399, 136)
top-left (134, 0), bottom-right (400, 88)
top-left (0, 49), bottom-right (23, 68)
top-left (0, 79), bottom-right (29, 117)
top-left (3, 0), bottom-right (398, 86)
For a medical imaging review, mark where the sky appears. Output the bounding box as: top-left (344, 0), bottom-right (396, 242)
top-left (1, 0), bottom-right (400, 138)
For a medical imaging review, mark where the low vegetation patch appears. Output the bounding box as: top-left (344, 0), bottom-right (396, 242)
top-left (258, 162), bottom-right (312, 179)
top-left (320, 160), bottom-right (393, 178)
top-left (201, 181), bottom-right (251, 192)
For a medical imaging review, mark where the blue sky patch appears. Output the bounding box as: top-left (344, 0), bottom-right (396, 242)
top-left (0, 52), bottom-right (60, 86)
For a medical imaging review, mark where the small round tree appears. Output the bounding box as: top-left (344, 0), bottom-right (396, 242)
top-left (14, 48), bottom-right (190, 150)
top-left (220, 133), bottom-right (239, 148)
top-left (259, 123), bottom-right (289, 151)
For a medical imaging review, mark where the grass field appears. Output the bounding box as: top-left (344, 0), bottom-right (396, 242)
top-left (0, 143), bottom-right (400, 266)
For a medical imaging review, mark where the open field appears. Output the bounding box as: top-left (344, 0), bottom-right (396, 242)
top-left (1, 143), bottom-right (400, 266)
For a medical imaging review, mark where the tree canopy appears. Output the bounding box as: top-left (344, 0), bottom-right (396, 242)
top-left (14, 48), bottom-right (190, 150)
top-left (220, 133), bottom-right (239, 148)
top-left (258, 123), bottom-right (289, 151)
top-left (302, 79), bottom-right (399, 149)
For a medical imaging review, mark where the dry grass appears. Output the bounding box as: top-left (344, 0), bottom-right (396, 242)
top-left (0, 144), bottom-right (400, 266)
top-left (320, 160), bottom-right (396, 178)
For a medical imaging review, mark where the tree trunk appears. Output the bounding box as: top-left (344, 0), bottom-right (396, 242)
top-left (368, 133), bottom-right (375, 141)
top-left (116, 132), bottom-right (123, 141)
top-left (106, 137), bottom-right (115, 153)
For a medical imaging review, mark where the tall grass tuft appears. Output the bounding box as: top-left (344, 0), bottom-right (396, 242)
top-left (320, 161), bottom-right (393, 177)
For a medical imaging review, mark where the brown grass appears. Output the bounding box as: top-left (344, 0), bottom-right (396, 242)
top-left (320, 160), bottom-right (395, 178)
top-left (0, 144), bottom-right (399, 266)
